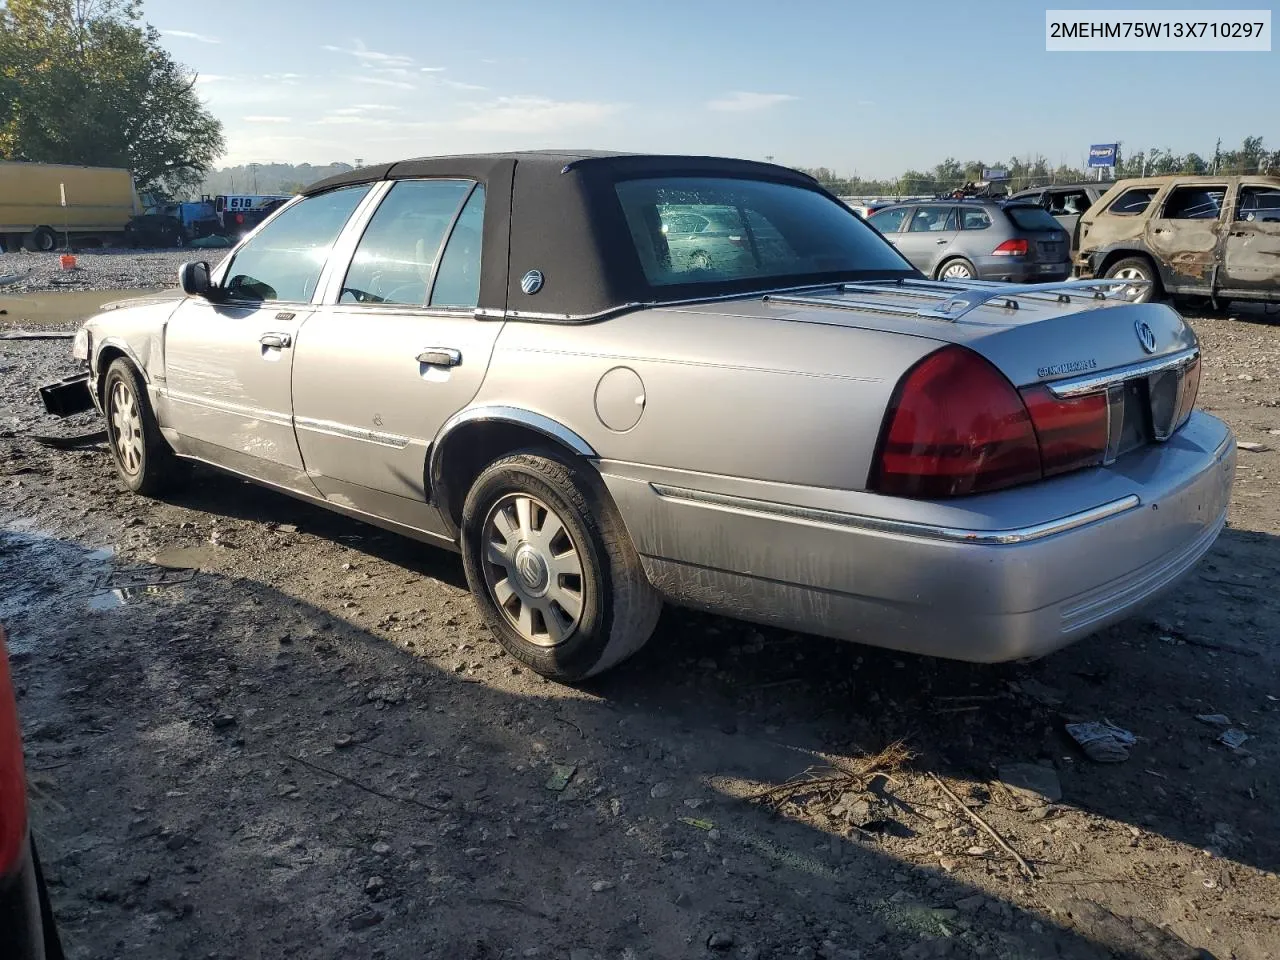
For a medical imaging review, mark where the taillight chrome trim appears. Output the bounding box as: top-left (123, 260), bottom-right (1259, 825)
top-left (1046, 347), bottom-right (1199, 399)
top-left (650, 482), bottom-right (1142, 545)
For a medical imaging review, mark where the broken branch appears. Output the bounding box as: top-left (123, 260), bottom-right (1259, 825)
top-left (929, 772), bottom-right (1036, 880)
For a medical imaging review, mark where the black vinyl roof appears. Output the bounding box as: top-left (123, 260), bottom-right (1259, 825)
top-left (302, 152), bottom-right (908, 322)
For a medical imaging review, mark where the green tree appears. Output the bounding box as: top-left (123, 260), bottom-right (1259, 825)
top-left (0, 0), bottom-right (224, 194)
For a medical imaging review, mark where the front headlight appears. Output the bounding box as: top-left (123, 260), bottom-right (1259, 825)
top-left (72, 326), bottom-right (90, 361)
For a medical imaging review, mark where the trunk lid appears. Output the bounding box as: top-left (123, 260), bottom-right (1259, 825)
top-left (1001, 205), bottom-right (1071, 265)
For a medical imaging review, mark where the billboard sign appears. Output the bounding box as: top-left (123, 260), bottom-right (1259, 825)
top-left (1088, 143), bottom-right (1119, 168)
top-left (982, 168), bottom-right (1009, 181)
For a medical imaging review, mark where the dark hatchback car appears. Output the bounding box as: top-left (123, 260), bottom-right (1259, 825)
top-left (0, 626), bottom-right (64, 960)
top-left (867, 199), bottom-right (1070, 282)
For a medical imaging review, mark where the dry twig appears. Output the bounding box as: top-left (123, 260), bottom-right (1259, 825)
top-left (284, 752), bottom-right (446, 813)
top-left (929, 772), bottom-right (1036, 880)
top-left (748, 741), bottom-right (913, 810)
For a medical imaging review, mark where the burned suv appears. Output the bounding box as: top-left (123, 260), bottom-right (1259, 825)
top-left (1074, 175), bottom-right (1280, 305)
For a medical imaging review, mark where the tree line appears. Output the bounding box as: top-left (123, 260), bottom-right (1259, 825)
top-left (796, 137), bottom-right (1280, 197)
top-left (0, 0), bottom-right (223, 196)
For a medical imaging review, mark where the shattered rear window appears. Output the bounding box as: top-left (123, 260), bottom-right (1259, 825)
top-left (1107, 187), bottom-right (1158, 216)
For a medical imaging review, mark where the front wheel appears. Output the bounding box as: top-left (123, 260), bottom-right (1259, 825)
top-left (103, 359), bottom-right (189, 496)
top-left (1104, 256), bottom-right (1160, 304)
top-left (460, 450), bottom-right (661, 682)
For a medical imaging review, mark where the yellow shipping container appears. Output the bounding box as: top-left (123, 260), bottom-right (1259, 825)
top-left (0, 161), bottom-right (142, 252)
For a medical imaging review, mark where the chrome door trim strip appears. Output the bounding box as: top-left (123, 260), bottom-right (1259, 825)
top-left (160, 387), bottom-right (293, 427)
top-left (293, 415), bottom-right (412, 449)
top-left (1046, 347), bottom-right (1199, 398)
top-left (649, 483), bottom-right (1142, 545)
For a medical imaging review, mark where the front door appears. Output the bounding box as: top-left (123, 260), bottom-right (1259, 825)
top-left (160, 184), bottom-right (373, 488)
top-left (1144, 182), bottom-right (1228, 295)
top-left (893, 205), bottom-right (959, 276)
top-left (1222, 182), bottom-right (1280, 296)
top-left (291, 179), bottom-right (500, 538)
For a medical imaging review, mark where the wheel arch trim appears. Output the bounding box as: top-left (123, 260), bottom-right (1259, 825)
top-left (428, 405), bottom-right (598, 536)
top-left (94, 339), bottom-right (151, 401)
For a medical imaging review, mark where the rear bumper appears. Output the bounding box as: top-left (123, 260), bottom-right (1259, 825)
top-left (972, 256), bottom-right (1070, 283)
top-left (601, 412), bottom-right (1235, 662)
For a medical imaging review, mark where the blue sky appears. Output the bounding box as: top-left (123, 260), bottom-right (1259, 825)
top-left (144, 0), bottom-right (1278, 174)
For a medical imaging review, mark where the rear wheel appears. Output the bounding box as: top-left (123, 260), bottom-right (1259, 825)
top-left (103, 358), bottom-right (189, 496)
top-left (461, 450), bottom-right (661, 682)
top-left (936, 257), bottom-right (977, 281)
top-left (22, 226), bottom-right (56, 252)
top-left (1104, 256), bottom-right (1160, 304)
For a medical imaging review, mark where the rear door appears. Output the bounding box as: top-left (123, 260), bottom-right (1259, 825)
top-left (290, 178), bottom-right (500, 537)
top-left (1145, 182), bottom-right (1229, 294)
top-left (893, 205), bottom-right (959, 275)
top-left (1222, 181), bottom-right (1280, 296)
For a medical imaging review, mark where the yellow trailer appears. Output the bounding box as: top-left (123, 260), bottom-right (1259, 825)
top-left (0, 161), bottom-right (142, 252)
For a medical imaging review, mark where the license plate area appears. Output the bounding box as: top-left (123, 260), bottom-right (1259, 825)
top-left (1103, 370), bottom-right (1183, 463)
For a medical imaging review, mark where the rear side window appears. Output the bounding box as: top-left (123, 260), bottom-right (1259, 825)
top-left (1162, 186), bottom-right (1227, 220)
top-left (614, 177), bottom-right (910, 287)
top-left (1048, 190), bottom-right (1091, 216)
top-left (1237, 186), bottom-right (1280, 222)
top-left (430, 185), bottom-right (485, 308)
top-left (223, 185), bottom-right (370, 302)
top-left (1107, 187), bottom-right (1158, 215)
top-left (1003, 205), bottom-right (1062, 232)
top-left (906, 206), bottom-right (957, 232)
top-left (868, 207), bottom-right (908, 233)
top-left (960, 208), bottom-right (992, 230)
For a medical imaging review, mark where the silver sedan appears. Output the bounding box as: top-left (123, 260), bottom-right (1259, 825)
top-left (50, 151), bottom-right (1235, 681)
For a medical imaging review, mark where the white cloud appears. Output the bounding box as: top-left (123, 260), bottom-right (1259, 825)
top-left (354, 103), bottom-right (399, 112)
top-left (263, 73), bottom-right (305, 84)
top-left (454, 96), bottom-right (622, 133)
top-left (163, 28), bottom-right (220, 43)
top-left (350, 75), bottom-right (415, 90)
top-left (441, 79), bottom-right (486, 92)
top-left (194, 73), bottom-right (231, 84)
top-left (322, 42), bottom-right (415, 68)
top-left (244, 115), bottom-right (292, 123)
top-left (420, 66), bottom-right (447, 73)
top-left (706, 91), bottom-right (798, 112)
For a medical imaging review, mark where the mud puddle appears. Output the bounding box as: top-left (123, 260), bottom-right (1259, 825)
top-left (0, 288), bottom-right (173, 328)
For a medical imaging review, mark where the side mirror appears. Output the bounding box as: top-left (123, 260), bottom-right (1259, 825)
top-left (179, 261), bottom-right (212, 298)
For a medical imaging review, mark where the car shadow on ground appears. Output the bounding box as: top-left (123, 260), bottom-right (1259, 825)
top-left (7, 527), bottom-right (1232, 960)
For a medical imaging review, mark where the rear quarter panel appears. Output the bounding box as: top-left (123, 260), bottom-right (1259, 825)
top-left (473, 307), bottom-right (943, 489)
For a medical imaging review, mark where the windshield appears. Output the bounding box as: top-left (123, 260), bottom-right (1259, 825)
top-left (614, 177), bottom-right (912, 287)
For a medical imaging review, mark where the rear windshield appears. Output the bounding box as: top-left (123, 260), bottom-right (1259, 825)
top-left (614, 177), bottom-right (911, 287)
top-left (1002, 205), bottom-right (1063, 232)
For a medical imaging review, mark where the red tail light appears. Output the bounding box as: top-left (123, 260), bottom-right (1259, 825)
top-left (1020, 386), bottom-right (1108, 477)
top-left (872, 346), bottom-right (1042, 497)
top-left (1175, 355), bottom-right (1201, 427)
top-left (992, 239), bottom-right (1028, 256)
top-left (235, 213), bottom-right (244, 225)
top-left (0, 626), bottom-right (27, 876)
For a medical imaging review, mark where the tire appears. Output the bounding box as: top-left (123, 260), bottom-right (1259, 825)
top-left (1104, 256), bottom-right (1160, 304)
top-left (103, 358), bottom-right (189, 496)
top-left (936, 257), bottom-right (977, 281)
top-left (460, 450), bottom-right (662, 682)
top-left (22, 226), bottom-right (56, 252)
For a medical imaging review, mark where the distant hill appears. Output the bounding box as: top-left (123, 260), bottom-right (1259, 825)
top-left (196, 162), bottom-right (357, 197)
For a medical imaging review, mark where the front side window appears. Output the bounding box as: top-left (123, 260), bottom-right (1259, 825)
top-left (907, 206), bottom-right (957, 232)
top-left (614, 177), bottom-right (910, 287)
top-left (1107, 187), bottom-right (1158, 216)
top-left (1236, 186), bottom-right (1280, 223)
top-left (222, 185), bottom-right (370, 302)
top-left (341, 179), bottom-right (473, 306)
top-left (1162, 186), bottom-right (1227, 220)
top-left (868, 207), bottom-right (909, 233)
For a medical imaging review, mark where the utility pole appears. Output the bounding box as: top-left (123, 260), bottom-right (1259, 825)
top-left (250, 162), bottom-right (259, 193)
top-left (1212, 137), bottom-right (1222, 174)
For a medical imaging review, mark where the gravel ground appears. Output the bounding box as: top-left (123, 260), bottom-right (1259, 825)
top-left (0, 248), bottom-right (221, 293)
top-left (1, 301), bottom-right (1278, 960)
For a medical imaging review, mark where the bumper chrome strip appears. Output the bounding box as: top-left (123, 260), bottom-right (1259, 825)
top-left (650, 483), bottom-right (1142, 545)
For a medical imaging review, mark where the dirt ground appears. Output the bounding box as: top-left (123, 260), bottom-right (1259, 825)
top-left (1, 297), bottom-right (1278, 960)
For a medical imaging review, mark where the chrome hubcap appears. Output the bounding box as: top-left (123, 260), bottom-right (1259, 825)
top-left (481, 493), bottom-right (584, 647)
top-left (1112, 266), bottom-right (1150, 300)
top-left (108, 380), bottom-right (144, 476)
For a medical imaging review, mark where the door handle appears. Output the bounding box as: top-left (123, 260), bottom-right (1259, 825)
top-left (259, 332), bottom-right (292, 349)
top-left (935, 238), bottom-right (948, 245)
top-left (1153, 227), bottom-right (1169, 234)
top-left (417, 347), bottom-right (461, 367)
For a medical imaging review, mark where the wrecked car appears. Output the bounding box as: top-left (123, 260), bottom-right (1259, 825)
top-left (1074, 174), bottom-right (1280, 305)
top-left (43, 151), bottom-right (1236, 681)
